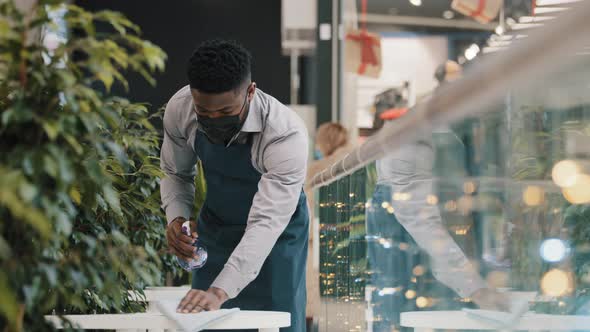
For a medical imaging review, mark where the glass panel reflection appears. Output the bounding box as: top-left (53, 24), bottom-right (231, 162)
top-left (315, 53), bottom-right (590, 332)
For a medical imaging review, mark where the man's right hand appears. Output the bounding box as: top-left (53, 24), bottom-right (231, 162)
top-left (166, 217), bottom-right (198, 261)
top-left (471, 288), bottom-right (511, 312)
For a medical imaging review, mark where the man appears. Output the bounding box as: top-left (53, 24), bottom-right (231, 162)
top-left (160, 39), bottom-right (309, 332)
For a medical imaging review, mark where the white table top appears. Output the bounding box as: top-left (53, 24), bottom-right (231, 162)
top-left (46, 311), bottom-right (290, 330)
top-left (401, 311), bottom-right (590, 330)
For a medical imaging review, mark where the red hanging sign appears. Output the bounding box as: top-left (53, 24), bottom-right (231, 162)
top-left (451, 0), bottom-right (503, 24)
top-left (344, 0), bottom-right (382, 77)
top-left (346, 31), bottom-right (380, 75)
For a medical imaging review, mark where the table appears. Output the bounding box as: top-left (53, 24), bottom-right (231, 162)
top-left (46, 310), bottom-right (290, 332)
top-left (401, 311), bottom-right (590, 331)
top-left (48, 287), bottom-right (290, 331)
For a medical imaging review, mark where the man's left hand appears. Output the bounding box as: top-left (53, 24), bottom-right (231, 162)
top-left (176, 288), bottom-right (229, 313)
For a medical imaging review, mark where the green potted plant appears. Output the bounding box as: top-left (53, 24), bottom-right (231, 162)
top-left (0, 1), bottom-right (184, 330)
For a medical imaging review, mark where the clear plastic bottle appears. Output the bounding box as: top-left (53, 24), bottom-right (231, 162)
top-left (176, 220), bottom-right (208, 271)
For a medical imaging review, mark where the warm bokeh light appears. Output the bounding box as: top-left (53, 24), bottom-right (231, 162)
top-left (412, 265), bottom-right (425, 276)
top-left (552, 160), bottom-right (581, 188)
top-left (405, 290), bottom-right (416, 299)
top-left (426, 194), bottom-right (438, 205)
top-left (541, 269), bottom-right (573, 297)
top-left (562, 174), bottom-right (590, 204)
top-left (523, 185), bottom-right (545, 206)
top-left (416, 297), bottom-right (429, 308)
top-left (454, 227), bottom-right (469, 235)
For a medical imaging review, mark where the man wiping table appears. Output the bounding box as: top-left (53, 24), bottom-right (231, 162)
top-left (160, 39), bottom-right (309, 332)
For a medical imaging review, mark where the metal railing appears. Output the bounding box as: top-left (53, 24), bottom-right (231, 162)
top-left (309, 0), bottom-right (590, 189)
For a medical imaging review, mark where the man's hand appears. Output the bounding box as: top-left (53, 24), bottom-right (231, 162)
top-left (176, 288), bottom-right (229, 313)
top-left (471, 288), bottom-right (511, 312)
top-left (166, 217), bottom-right (198, 261)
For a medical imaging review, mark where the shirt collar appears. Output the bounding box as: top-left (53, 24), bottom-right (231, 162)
top-left (240, 89), bottom-right (263, 133)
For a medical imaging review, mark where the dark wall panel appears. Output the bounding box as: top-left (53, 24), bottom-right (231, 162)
top-left (80, 0), bottom-right (290, 109)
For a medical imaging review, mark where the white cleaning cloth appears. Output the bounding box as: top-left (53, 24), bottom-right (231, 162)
top-left (155, 300), bottom-right (239, 332)
top-left (462, 292), bottom-right (534, 328)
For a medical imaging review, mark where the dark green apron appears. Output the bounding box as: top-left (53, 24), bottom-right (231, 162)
top-left (192, 131), bottom-right (308, 332)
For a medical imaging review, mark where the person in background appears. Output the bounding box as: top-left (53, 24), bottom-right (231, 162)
top-left (434, 60), bottom-right (463, 85)
top-left (371, 86), bottom-right (408, 131)
top-left (307, 123), bottom-right (353, 181)
top-left (304, 123), bottom-right (355, 330)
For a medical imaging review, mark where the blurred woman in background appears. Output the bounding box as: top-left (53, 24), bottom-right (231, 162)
top-left (304, 122), bottom-right (354, 330)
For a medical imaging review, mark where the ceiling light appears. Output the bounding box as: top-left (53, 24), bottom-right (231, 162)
top-left (482, 46), bottom-right (505, 54)
top-left (488, 40), bottom-right (512, 47)
top-left (506, 17), bottom-right (517, 27)
top-left (519, 16), bottom-right (555, 24)
top-left (491, 34), bottom-right (513, 41)
top-left (512, 23), bottom-right (544, 30)
top-left (443, 10), bottom-right (455, 19)
top-left (409, 0), bottom-right (422, 7)
top-left (536, 0), bottom-right (582, 5)
top-left (534, 7), bottom-right (569, 15)
top-left (465, 43), bottom-right (480, 61)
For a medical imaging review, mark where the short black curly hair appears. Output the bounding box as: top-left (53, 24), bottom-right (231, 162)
top-left (187, 39), bottom-right (252, 94)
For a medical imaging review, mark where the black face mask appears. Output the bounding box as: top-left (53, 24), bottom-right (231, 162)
top-left (196, 91), bottom-right (249, 146)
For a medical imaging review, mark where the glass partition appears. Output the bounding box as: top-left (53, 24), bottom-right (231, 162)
top-left (315, 36), bottom-right (590, 332)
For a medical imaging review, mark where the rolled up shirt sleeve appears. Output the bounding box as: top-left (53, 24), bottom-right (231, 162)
top-left (211, 126), bottom-right (309, 299)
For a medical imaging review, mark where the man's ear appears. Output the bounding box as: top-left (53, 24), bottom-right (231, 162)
top-left (248, 82), bottom-right (257, 102)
